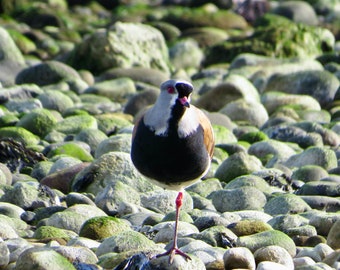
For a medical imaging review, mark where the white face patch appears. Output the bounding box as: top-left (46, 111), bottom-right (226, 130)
top-left (143, 91), bottom-right (177, 136)
top-left (177, 106), bottom-right (200, 138)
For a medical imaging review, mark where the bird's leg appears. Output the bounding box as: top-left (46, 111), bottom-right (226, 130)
top-left (155, 191), bottom-right (191, 264)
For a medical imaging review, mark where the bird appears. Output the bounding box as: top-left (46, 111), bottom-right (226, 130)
top-left (131, 79), bottom-right (214, 264)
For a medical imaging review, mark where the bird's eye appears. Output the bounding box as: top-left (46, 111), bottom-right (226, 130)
top-left (167, 86), bottom-right (176, 94)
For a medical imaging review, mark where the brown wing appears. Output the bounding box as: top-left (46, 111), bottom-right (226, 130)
top-left (132, 108), bottom-right (148, 140)
top-left (194, 106), bottom-right (215, 159)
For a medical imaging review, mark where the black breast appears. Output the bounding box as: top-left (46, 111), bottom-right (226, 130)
top-left (131, 119), bottom-right (210, 186)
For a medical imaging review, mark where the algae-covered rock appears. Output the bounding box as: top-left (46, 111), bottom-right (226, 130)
top-left (0, 126), bottom-right (39, 146)
top-left (264, 194), bottom-right (312, 215)
top-left (96, 231), bottom-right (156, 256)
top-left (33, 225), bottom-right (72, 241)
top-left (210, 187), bottom-right (267, 212)
top-left (236, 230), bottom-right (296, 256)
top-left (215, 152), bottom-right (263, 183)
top-left (228, 219), bottom-right (273, 236)
top-left (54, 115), bottom-right (98, 135)
top-left (16, 108), bottom-right (58, 137)
top-left (80, 216), bottom-right (131, 240)
top-left (14, 247), bottom-right (76, 270)
top-left (67, 22), bottom-right (171, 75)
top-left (46, 142), bottom-right (93, 162)
top-left (204, 14), bottom-right (334, 66)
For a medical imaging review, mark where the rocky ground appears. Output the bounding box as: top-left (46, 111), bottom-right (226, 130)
top-left (0, 0), bottom-right (339, 269)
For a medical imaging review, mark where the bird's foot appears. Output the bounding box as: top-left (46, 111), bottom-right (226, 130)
top-left (155, 247), bottom-right (191, 264)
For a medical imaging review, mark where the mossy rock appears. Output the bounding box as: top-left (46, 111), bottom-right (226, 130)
top-left (161, 210), bottom-right (193, 223)
top-left (238, 131), bottom-right (268, 144)
top-left (16, 108), bottom-right (58, 137)
top-left (204, 14), bottom-right (334, 65)
top-left (33, 225), bottom-right (71, 241)
top-left (236, 230), bottom-right (296, 256)
top-left (0, 126), bottom-right (39, 145)
top-left (96, 231), bottom-right (157, 256)
top-left (54, 115), bottom-right (98, 135)
top-left (46, 142), bottom-right (93, 162)
top-left (95, 113), bottom-right (132, 135)
top-left (228, 219), bottom-right (273, 236)
top-left (80, 216), bottom-right (131, 240)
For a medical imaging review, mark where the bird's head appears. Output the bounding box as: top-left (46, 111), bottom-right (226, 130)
top-left (160, 79), bottom-right (193, 108)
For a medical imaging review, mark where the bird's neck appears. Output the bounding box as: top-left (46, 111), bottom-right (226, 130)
top-left (168, 100), bottom-right (186, 136)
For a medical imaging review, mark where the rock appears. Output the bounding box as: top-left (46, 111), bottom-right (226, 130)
top-left (0, 202), bottom-right (25, 219)
top-left (54, 115), bottom-right (98, 135)
top-left (79, 216), bottom-right (131, 240)
top-left (95, 231), bottom-right (156, 256)
top-left (45, 142), bottom-right (93, 162)
top-left (16, 108), bottom-right (58, 137)
top-left (94, 181), bottom-right (141, 215)
top-left (193, 215), bottom-right (230, 231)
top-left (248, 139), bottom-right (297, 168)
top-left (148, 253), bottom-right (206, 270)
top-left (257, 261), bottom-right (292, 270)
top-left (94, 134), bottom-right (132, 158)
top-left (254, 245), bottom-right (294, 270)
top-left (0, 182), bottom-right (59, 210)
top-left (40, 163), bottom-right (90, 194)
top-left (0, 84), bottom-right (43, 104)
top-left (5, 98), bottom-right (43, 113)
top-left (297, 181), bottom-right (340, 197)
top-left (124, 86), bottom-right (160, 116)
top-left (48, 157), bottom-right (83, 174)
top-left (283, 147), bottom-right (337, 170)
top-left (0, 220), bottom-right (19, 239)
top-left (268, 214), bottom-right (309, 232)
top-left (33, 225), bottom-right (73, 242)
top-left (272, 1), bottom-right (318, 26)
top-left (14, 247), bottom-right (75, 270)
top-left (0, 163), bottom-right (12, 185)
top-left (141, 190), bottom-right (192, 214)
top-left (46, 204), bottom-right (107, 234)
top-left (64, 192), bottom-right (96, 207)
top-left (16, 60), bottom-right (84, 87)
top-left (264, 194), bottom-right (312, 216)
top-left (53, 245), bottom-right (98, 264)
top-left (98, 67), bottom-right (169, 87)
top-left (307, 211), bottom-right (340, 236)
top-left (194, 225), bottom-right (237, 248)
top-left (169, 38), bottom-right (203, 71)
top-left (327, 219), bottom-right (340, 249)
top-left (72, 152), bottom-right (153, 195)
top-left (74, 128), bottom-right (108, 155)
top-left (210, 187), bottom-right (267, 212)
top-left (224, 175), bottom-right (272, 194)
top-left (153, 221), bottom-right (199, 243)
top-left (219, 99), bottom-right (269, 128)
top-left (228, 219), bottom-right (272, 236)
top-left (263, 125), bottom-right (323, 149)
top-left (292, 165), bottom-right (329, 182)
top-left (204, 14), bottom-right (334, 65)
top-left (223, 247), bottom-right (256, 270)
top-left (38, 90), bottom-right (74, 114)
top-left (264, 70), bottom-right (339, 109)
top-left (0, 27), bottom-right (26, 87)
top-left (84, 77), bottom-right (136, 102)
top-left (300, 195), bottom-right (340, 212)
top-left (0, 241), bottom-right (10, 267)
top-left (95, 113), bottom-right (132, 135)
top-left (261, 92), bottom-right (321, 115)
top-left (0, 126), bottom-right (39, 146)
top-left (236, 230), bottom-right (296, 256)
top-left (195, 74), bottom-right (260, 112)
top-left (186, 178), bottom-right (223, 198)
top-left (215, 152), bottom-right (263, 183)
top-left (67, 22), bottom-right (170, 75)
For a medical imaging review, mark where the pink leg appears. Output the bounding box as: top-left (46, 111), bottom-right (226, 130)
top-left (155, 191), bottom-right (191, 264)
